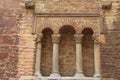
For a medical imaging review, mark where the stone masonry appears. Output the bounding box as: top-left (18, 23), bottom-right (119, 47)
top-left (0, 0), bottom-right (120, 80)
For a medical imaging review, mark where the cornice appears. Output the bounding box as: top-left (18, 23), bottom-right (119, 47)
top-left (34, 12), bottom-right (100, 17)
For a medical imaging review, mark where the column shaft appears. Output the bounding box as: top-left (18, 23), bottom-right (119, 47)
top-left (93, 34), bottom-right (101, 77)
top-left (94, 44), bottom-right (100, 75)
top-left (35, 34), bottom-right (42, 77)
top-left (74, 34), bottom-right (84, 77)
top-left (50, 34), bottom-right (60, 77)
top-left (53, 43), bottom-right (59, 73)
top-left (76, 43), bottom-right (83, 73)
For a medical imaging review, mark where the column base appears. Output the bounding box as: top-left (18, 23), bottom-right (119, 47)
top-left (74, 73), bottom-right (85, 77)
top-left (94, 73), bottom-right (101, 78)
top-left (35, 72), bottom-right (42, 77)
top-left (50, 73), bottom-right (60, 77)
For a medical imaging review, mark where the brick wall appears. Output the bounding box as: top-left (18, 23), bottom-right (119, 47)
top-left (0, 0), bottom-right (120, 80)
top-left (100, 1), bottom-right (120, 80)
top-left (0, 0), bottom-right (35, 80)
top-left (0, 1), bottom-right (21, 79)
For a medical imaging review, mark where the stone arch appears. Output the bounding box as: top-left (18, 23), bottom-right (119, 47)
top-left (76, 20), bottom-right (99, 33)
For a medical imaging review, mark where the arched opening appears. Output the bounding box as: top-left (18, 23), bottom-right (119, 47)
top-left (59, 25), bottom-right (76, 76)
top-left (41, 28), bottom-right (53, 76)
top-left (82, 28), bottom-right (94, 77)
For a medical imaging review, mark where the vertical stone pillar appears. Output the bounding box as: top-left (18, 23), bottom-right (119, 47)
top-left (50, 34), bottom-right (60, 77)
top-left (93, 34), bottom-right (101, 77)
top-left (35, 34), bottom-right (42, 77)
top-left (74, 34), bottom-right (84, 77)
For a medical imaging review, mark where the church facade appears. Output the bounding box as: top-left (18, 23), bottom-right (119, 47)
top-left (0, 0), bottom-right (120, 80)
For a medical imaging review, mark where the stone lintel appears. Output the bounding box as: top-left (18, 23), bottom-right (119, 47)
top-left (34, 12), bottom-right (100, 17)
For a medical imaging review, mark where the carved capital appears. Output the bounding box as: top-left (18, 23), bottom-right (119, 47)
top-left (74, 34), bottom-right (83, 43)
top-left (92, 34), bottom-right (101, 44)
top-left (36, 34), bottom-right (43, 43)
top-left (52, 34), bottom-right (60, 43)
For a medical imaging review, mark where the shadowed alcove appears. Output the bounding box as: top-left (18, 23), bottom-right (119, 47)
top-left (41, 28), bottom-right (53, 76)
top-left (82, 28), bottom-right (95, 77)
top-left (59, 25), bottom-right (76, 76)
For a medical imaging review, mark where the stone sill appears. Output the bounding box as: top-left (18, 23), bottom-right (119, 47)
top-left (20, 76), bottom-right (101, 80)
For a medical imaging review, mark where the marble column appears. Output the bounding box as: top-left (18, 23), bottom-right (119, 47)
top-left (35, 34), bottom-right (42, 77)
top-left (50, 34), bottom-right (60, 77)
top-left (74, 34), bottom-right (85, 77)
top-left (93, 34), bottom-right (101, 77)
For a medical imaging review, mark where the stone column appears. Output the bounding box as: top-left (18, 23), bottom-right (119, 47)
top-left (35, 34), bottom-right (42, 77)
top-left (74, 34), bottom-right (85, 77)
top-left (50, 34), bottom-right (60, 77)
top-left (93, 34), bottom-right (101, 77)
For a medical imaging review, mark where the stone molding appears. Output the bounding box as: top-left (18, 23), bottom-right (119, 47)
top-left (34, 12), bottom-right (100, 17)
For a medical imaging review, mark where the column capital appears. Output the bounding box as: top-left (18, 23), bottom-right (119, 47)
top-left (52, 34), bottom-right (60, 43)
top-left (36, 34), bottom-right (43, 43)
top-left (74, 34), bottom-right (83, 43)
top-left (92, 34), bottom-right (101, 44)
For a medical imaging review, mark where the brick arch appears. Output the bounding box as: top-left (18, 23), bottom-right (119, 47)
top-left (41, 27), bottom-right (54, 32)
top-left (45, 18), bottom-right (79, 34)
top-left (76, 20), bottom-right (99, 33)
top-left (39, 21), bottom-right (55, 34)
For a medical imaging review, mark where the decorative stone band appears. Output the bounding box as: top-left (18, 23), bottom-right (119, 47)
top-left (52, 34), bottom-right (61, 43)
top-left (74, 34), bottom-right (83, 43)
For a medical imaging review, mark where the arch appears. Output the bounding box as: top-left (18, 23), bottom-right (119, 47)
top-left (59, 25), bottom-right (76, 76)
top-left (44, 19), bottom-right (78, 34)
top-left (39, 26), bottom-right (54, 34)
top-left (41, 28), bottom-right (53, 76)
top-left (82, 28), bottom-right (94, 77)
top-left (59, 25), bottom-right (76, 34)
top-left (76, 20), bottom-right (99, 33)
